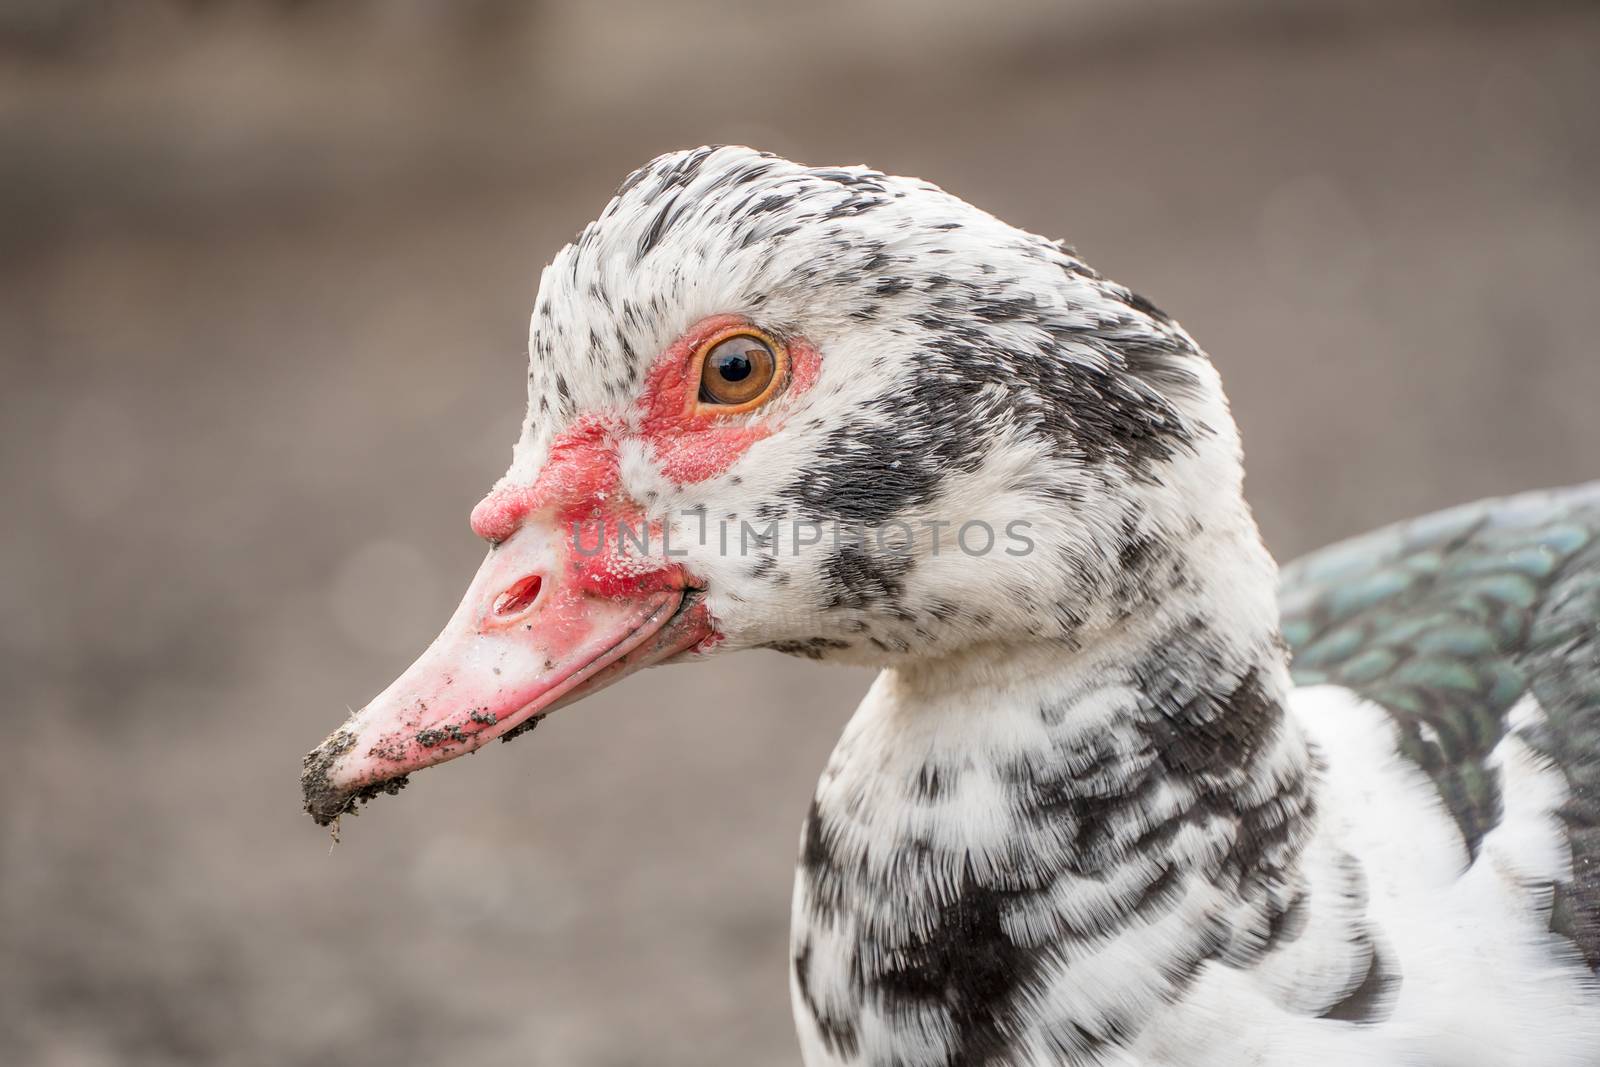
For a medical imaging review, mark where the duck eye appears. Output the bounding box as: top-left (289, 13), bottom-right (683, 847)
top-left (696, 331), bottom-right (783, 410)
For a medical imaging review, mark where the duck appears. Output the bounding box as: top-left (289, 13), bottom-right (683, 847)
top-left (302, 146), bottom-right (1600, 1066)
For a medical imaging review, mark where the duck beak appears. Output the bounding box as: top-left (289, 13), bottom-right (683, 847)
top-left (301, 520), bottom-right (711, 825)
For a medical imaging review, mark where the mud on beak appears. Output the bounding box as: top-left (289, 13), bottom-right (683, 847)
top-left (301, 520), bottom-right (712, 825)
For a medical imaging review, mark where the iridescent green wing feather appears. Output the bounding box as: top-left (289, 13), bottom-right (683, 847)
top-left (1280, 482), bottom-right (1600, 966)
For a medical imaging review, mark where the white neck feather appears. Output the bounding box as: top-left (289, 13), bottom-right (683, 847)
top-left (790, 509), bottom-right (1324, 1066)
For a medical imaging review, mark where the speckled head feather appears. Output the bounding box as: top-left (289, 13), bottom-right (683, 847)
top-left (486, 145), bottom-right (1257, 666)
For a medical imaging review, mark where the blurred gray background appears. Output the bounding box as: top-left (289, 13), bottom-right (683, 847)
top-left (2, 2), bottom-right (1597, 1065)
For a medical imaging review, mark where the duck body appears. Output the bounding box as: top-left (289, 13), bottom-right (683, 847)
top-left (301, 147), bottom-right (1600, 1066)
top-left (794, 483), bottom-right (1600, 1067)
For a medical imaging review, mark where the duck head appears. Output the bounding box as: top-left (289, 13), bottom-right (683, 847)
top-left (302, 146), bottom-right (1255, 825)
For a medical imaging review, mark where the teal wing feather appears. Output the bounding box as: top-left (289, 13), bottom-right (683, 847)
top-left (1279, 482), bottom-right (1600, 967)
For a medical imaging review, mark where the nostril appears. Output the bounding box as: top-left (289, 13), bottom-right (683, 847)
top-left (493, 575), bottom-right (543, 617)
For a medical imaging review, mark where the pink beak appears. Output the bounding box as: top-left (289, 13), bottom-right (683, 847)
top-left (301, 517), bottom-right (711, 825)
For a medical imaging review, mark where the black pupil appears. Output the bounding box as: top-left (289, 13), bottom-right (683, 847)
top-left (714, 349), bottom-right (754, 382)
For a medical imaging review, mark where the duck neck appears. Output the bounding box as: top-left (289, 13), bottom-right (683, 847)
top-left (791, 536), bottom-right (1319, 1065)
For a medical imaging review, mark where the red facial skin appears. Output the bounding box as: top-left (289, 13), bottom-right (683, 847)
top-left (471, 312), bottom-right (821, 590)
